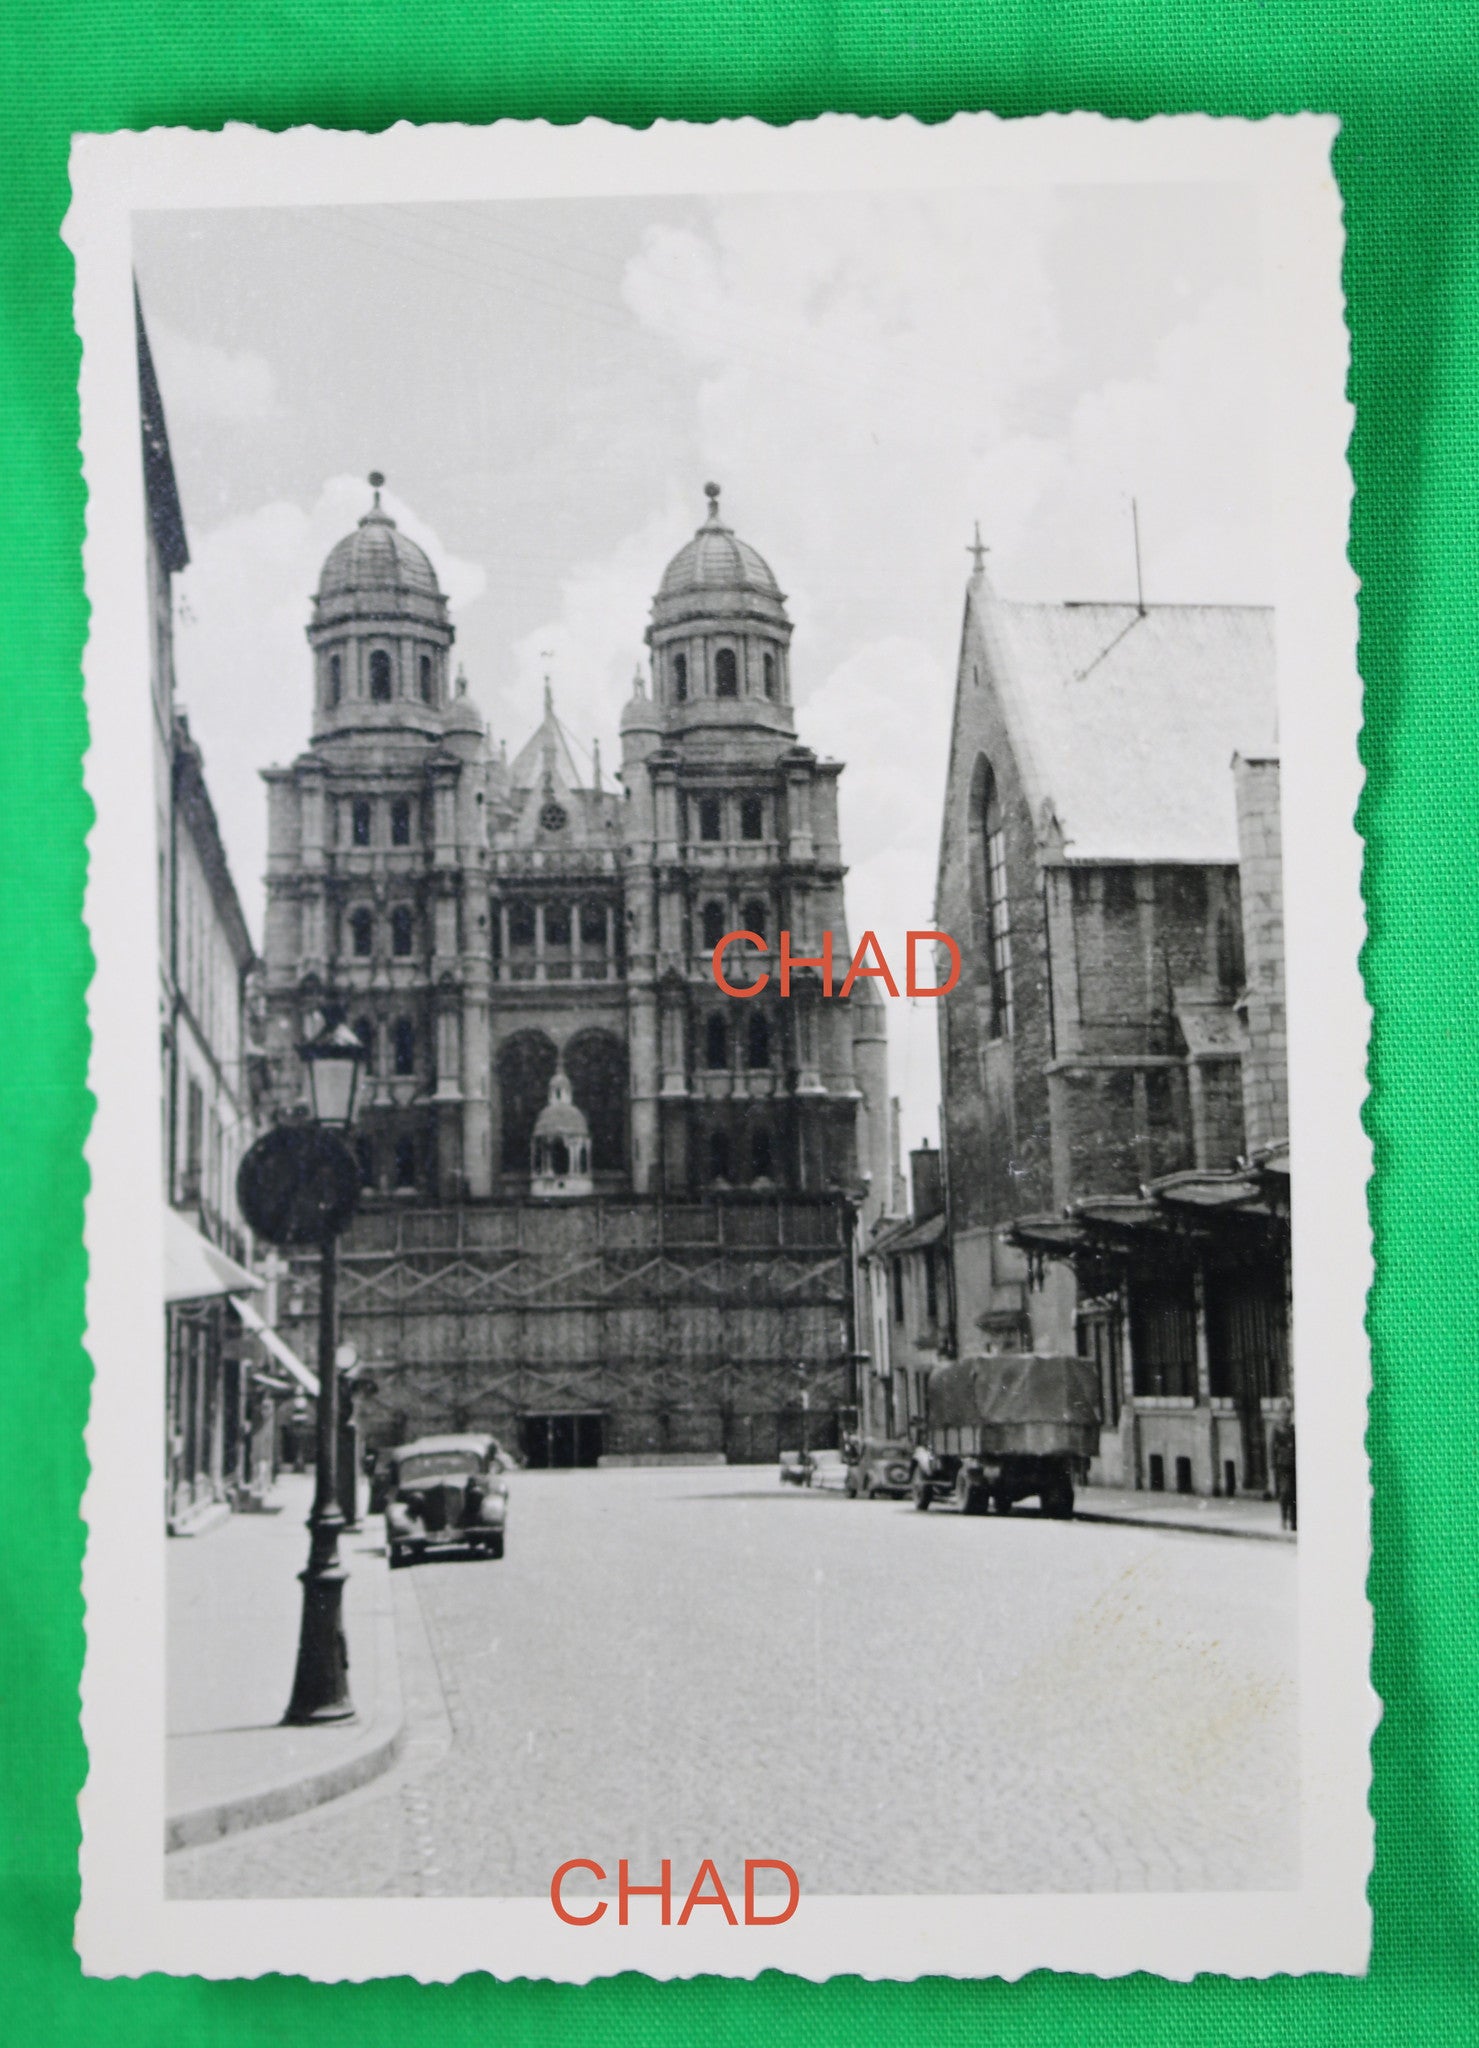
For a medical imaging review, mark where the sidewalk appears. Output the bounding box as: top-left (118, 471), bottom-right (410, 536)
top-left (1077, 1483), bottom-right (1295, 1543)
top-left (166, 1472), bottom-right (406, 1852)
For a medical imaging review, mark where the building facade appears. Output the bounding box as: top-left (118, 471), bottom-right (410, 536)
top-left (859, 1140), bottom-right (952, 1442)
top-left (933, 555), bottom-right (1290, 1497)
top-left (142, 292), bottom-right (266, 1530)
top-left (261, 480), bottom-right (891, 1463)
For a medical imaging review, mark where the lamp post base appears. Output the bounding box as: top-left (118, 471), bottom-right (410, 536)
top-left (282, 1546), bottom-right (355, 1726)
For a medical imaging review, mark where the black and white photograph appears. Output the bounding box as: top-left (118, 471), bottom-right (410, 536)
top-left (71, 114), bottom-right (1372, 1981)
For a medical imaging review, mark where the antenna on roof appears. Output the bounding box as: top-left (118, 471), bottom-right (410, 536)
top-left (1131, 496), bottom-right (1146, 616)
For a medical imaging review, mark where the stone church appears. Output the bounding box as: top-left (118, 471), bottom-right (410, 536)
top-left (261, 480), bottom-right (890, 1464)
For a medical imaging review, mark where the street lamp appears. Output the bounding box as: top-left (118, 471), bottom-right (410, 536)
top-left (299, 1017), bottom-right (367, 1129)
top-left (285, 1019), bottom-right (366, 1723)
top-left (238, 1017), bottom-right (367, 1727)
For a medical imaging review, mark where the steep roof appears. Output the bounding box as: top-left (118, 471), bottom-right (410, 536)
top-left (971, 582), bottom-right (1276, 864)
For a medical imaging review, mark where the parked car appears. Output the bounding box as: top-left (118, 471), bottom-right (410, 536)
top-left (381, 1433), bottom-right (510, 1566)
top-left (369, 1430), bottom-right (516, 1513)
top-left (803, 1447), bottom-right (851, 1492)
top-left (844, 1436), bottom-right (915, 1500)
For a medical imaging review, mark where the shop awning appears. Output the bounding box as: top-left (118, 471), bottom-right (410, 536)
top-left (164, 1205), bottom-right (263, 1304)
top-left (229, 1294), bottom-right (319, 1396)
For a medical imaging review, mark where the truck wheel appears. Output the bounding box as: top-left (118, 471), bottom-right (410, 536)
top-left (1042, 1476), bottom-right (1074, 1519)
top-left (911, 1474), bottom-right (932, 1511)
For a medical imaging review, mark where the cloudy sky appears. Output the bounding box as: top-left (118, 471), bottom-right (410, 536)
top-left (132, 184), bottom-right (1270, 1158)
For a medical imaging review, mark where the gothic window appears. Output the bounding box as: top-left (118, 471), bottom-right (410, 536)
top-left (701, 900), bottom-right (727, 952)
top-left (972, 760), bottom-right (1014, 1040)
top-left (352, 798), bottom-right (372, 846)
top-left (746, 1010), bottom-right (770, 1068)
top-left (763, 651), bottom-right (777, 700)
top-left (350, 908), bottom-right (374, 958)
top-left (329, 653), bottom-right (342, 706)
top-left (391, 905), bottom-right (414, 957)
top-left (697, 796), bottom-right (722, 843)
top-left (673, 651), bottom-right (688, 703)
top-left (391, 797), bottom-right (412, 846)
top-left (708, 1129), bottom-right (731, 1181)
top-left (739, 795), bottom-right (764, 841)
top-left (579, 901), bottom-right (606, 947)
top-left (705, 1013), bottom-right (728, 1070)
top-left (564, 1027), bottom-right (628, 1172)
top-left (419, 653), bottom-right (433, 703)
top-left (714, 646), bottom-right (738, 697)
top-left (509, 900), bottom-right (535, 946)
top-left (742, 897), bottom-right (768, 940)
top-left (751, 1126), bottom-right (772, 1179)
top-left (369, 649), bottom-right (393, 701)
top-left (392, 1017), bottom-right (415, 1075)
top-left (545, 901), bottom-right (571, 947)
top-left (497, 1031), bottom-right (558, 1171)
top-left (394, 1136), bottom-right (416, 1189)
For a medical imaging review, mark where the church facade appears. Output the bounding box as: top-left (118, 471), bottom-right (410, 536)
top-left (260, 481), bottom-right (890, 1464)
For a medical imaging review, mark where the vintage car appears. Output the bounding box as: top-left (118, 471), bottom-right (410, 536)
top-left (843, 1436), bottom-right (915, 1500)
top-left (802, 1447), bottom-right (851, 1492)
top-left (381, 1433), bottom-right (510, 1566)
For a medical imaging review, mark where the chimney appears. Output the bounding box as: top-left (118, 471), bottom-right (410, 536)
top-left (910, 1139), bottom-right (943, 1222)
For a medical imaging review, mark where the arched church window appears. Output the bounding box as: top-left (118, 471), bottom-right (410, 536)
top-left (393, 1017), bottom-right (415, 1075)
top-left (672, 651), bottom-right (688, 703)
top-left (394, 1135), bottom-right (416, 1188)
top-left (352, 798), bottom-right (372, 846)
top-left (329, 653), bottom-right (342, 706)
top-left (751, 1126), bottom-right (773, 1178)
top-left (509, 901), bottom-right (535, 947)
top-left (579, 901), bottom-right (606, 948)
top-left (697, 796), bottom-right (722, 843)
top-left (740, 795), bottom-right (764, 841)
top-left (350, 908), bottom-right (374, 958)
top-left (701, 900), bottom-right (727, 953)
top-left (972, 761), bottom-right (1014, 1040)
top-left (746, 1010), bottom-right (770, 1069)
top-left (391, 798), bottom-right (412, 846)
top-left (708, 1129), bottom-right (731, 1181)
top-left (705, 1013), bottom-right (728, 1070)
top-left (742, 897), bottom-right (768, 940)
top-left (391, 905), bottom-right (414, 957)
top-left (369, 649), bottom-right (393, 702)
top-left (545, 902), bottom-right (571, 948)
top-left (763, 652), bottom-right (777, 700)
top-left (419, 653), bottom-right (433, 703)
top-left (714, 647), bottom-right (739, 697)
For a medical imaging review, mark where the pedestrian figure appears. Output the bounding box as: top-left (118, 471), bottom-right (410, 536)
top-left (1270, 1396), bottom-right (1297, 1531)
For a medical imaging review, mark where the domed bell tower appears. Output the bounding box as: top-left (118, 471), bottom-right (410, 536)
top-left (308, 472), bottom-right (457, 740)
top-left (621, 484), bottom-right (870, 1204)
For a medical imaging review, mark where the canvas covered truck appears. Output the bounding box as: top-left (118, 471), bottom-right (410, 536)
top-left (910, 1353), bottom-right (1102, 1518)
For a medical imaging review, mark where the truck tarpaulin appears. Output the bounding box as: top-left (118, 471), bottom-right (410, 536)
top-left (927, 1353), bottom-right (1102, 1458)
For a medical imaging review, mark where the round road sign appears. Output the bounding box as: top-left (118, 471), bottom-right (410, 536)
top-left (237, 1123), bottom-right (361, 1248)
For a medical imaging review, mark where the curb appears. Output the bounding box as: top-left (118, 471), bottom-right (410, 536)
top-left (165, 1577), bottom-right (406, 1854)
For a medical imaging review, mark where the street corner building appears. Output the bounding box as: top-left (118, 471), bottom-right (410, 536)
top-left (931, 548), bottom-right (1290, 1502)
top-left (258, 480), bottom-right (892, 1466)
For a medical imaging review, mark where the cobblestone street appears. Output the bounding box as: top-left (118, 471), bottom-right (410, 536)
top-left (167, 1466), bottom-right (1299, 1900)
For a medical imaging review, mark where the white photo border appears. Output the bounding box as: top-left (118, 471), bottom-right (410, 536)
top-left (68, 111), bottom-right (1373, 1982)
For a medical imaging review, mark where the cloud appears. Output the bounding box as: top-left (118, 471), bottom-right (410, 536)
top-left (148, 319), bottom-right (281, 424)
top-left (172, 476), bottom-right (486, 939)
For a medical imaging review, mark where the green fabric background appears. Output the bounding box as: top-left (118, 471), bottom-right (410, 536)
top-left (1, 0), bottom-right (1473, 2038)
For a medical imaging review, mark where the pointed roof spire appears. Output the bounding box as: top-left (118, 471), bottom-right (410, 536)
top-left (632, 661), bottom-right (646, 699)
top-left (967, 520), bottom-right (989, 576)
top-left (592, 737), bottom-right (602, 791)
